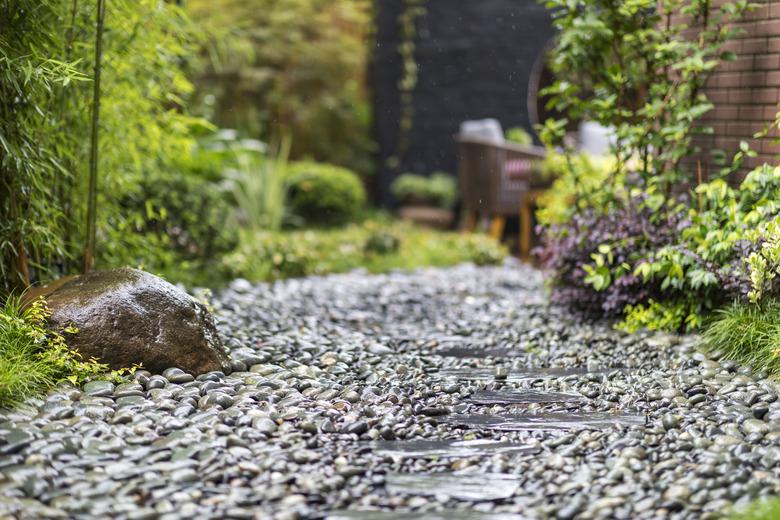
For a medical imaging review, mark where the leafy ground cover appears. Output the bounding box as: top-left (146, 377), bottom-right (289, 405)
top-left (730, 500), bottom-right (780, 520)
top-left (227, 217), bottom-right (506, 283)
top-left (0, 298), bottom-right (126, 408)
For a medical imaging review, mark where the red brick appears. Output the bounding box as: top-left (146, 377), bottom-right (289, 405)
top-left (729, 88), bottom-right (756, 104)
top-left (744, 37), bottom-right (770, 53)
top-left (717, 72), bottom-right (743, 88)
top-left (728, 121), bottom-right (766, 138)
top-left (760, 139), bottom-right (780, 155)
top-left (713, 106), bottom-right (740, 120)
top-left (767, 70), bottom-right (780, 85)
top-left (755, 53), bottom-right (780, 70)
top-left (746, 3), bottom-right (771, 21)
top-left (764, 105), bottom-right (780, 120)
top-left (752, 87), bottom-right (780, 104)
top-left (755, 19), bottom-right (780, 36)
top-left (768, 37), bottom-right (780, 52)
top-left (724, 55), bottom-right (756, 71)
top-left (707, 88), bottom-right (730, 104)
top-left (740, 105), bottom-right (766, 120)
top-left (743, 71), bottom-right (768, 87)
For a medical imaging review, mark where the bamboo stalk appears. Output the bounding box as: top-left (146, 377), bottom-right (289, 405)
top-left (697, 159), bottom-right (703, 213)
top-left (84, 0), bottom-right (105, 273)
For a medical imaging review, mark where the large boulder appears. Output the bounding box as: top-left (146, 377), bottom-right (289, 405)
top-left (45, 267), bottom-right (231, 376)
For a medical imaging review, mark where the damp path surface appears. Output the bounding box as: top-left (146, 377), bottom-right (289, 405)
top-left (0, 261), bottom-right (778, 520)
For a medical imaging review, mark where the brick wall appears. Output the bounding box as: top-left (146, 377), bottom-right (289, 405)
top-left (696, 0), bottom-right (780, 179)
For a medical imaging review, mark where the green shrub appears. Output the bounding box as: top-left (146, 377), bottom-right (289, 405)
top-left (505, 127), bottom-right (534, 146)
top-left (0, 298), bottom-right (128, 408)
top-left (391, 173), bottom-right (457, 209)
top-left (286, 161), bottom-right (366, 226)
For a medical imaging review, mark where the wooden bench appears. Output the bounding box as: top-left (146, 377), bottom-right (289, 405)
top-left (456, 136), bottom-right (547, 259)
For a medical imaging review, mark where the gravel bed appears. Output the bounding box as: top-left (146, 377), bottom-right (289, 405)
top-left (1, 260), bottom-right (780, 519)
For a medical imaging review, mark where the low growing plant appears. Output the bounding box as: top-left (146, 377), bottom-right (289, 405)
top-left (391, 172), bottom-right (457, 210)
top-left (0, 297), bottom-right (130, 408)
top-left (227, 218), bottom-right (505, 282)
top-left (729, 498), bottom-right (780, 520)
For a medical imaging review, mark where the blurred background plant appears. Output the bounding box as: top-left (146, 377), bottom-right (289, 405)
top-left (391, 173), bottom-right (457, 210)
top-left (186, 0), bottom-right (375, 177)
top-left (285, 162), bottom-right (367, 227)
top-left (505, 127), bottom-right (534, 147)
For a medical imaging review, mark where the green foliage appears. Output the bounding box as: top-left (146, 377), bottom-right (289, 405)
top-left (621, 299), bottom-right (701, 334)
top-left (538, 0), bottom-right (769, 333)
top-left (0, 0), bottom-right (86, 294)
top-left (364, 231), bottom-right (401, 255)
top-left (286, 161), bottom-right (366, 227)
top-left (0, 0), bottom-right (213, 294)
top-left (540, 0), bottom-right (753, 189)
top-left (225, 140), bottom-right (290, 232)
top-left (0, 297), bottom-right (130, 408)
top-left (702, 301), bottom-right (780, 377)
top-left (535, 151), bottom-right (616, 225)
top-left (227, 218), bottom-right (506, 282)
top-left (188, 0), bottom-right (375, 176)
top-left (505, 127), bottom-right (534, 146)
top-left (390, 172), bottom-right (457, 209)
top-left (89, 1), bottom-right (209, 271)
top-left (729, 499), bottom-right (780, 520)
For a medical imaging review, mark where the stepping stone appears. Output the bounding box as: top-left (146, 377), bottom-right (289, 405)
top-left (385, 472), bottom-right (520, 501)
top-left (441, 412), bottom-right (645, 431)
top-left (327, 511), bottom-right (530, 520)
top-left (434, 367), bottom-right (621, 382)
top-left (434, 346), bottom-right (526, 358)
top-left (468, 390), bottom-right (585, 405)
top-left (371, 439), bottom-right (537, 459)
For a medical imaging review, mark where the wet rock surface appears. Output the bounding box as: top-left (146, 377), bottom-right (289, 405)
top-left (2, 261), bottom-right (780, 518)
top-left (45, 267), bottom-right (231, 375)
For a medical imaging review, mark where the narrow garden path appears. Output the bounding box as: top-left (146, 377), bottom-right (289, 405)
top-left (2, 262), bottom-right (779, 519)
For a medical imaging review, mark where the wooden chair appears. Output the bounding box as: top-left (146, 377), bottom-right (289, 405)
top-left (456, 135), bottom-right (546, 259)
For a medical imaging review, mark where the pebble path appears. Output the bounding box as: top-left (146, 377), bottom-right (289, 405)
top-left (2, 261), bottom-right (780, 519)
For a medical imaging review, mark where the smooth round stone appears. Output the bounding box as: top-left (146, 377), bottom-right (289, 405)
top-left (113, 383), bottom-right (144, 398)
top-left (147, 376), bottom-right (167, 390)
top-left (82, 381), bottom-right (115, 397)
top-left (198, 393), bottom-right (234, 409)
top-left (162, 368), bottom-right (194, 384)
top-left (252, 418), bottom-right (277, 434)
top-left (116, 396), bottom-right (146, 407)
top-left (662, 414), bottom-right (682, 431)
top-left (741, 419), bottom-right (769, 436)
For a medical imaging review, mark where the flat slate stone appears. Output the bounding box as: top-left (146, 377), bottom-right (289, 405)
top-left (385, 473), bottom-right (520, 501)
top-left (434, 346), bottom-right (527, 358)
top-left (441, 412), bottom-right (646, 431)
top-left (327, 511), bottom-right (529, 520)
top-left (371, 439), bottom-right (537, 458)
top-left (434, 367), bottom-right (621, 382)
top-left (468, 390), bottom-right (585, 405)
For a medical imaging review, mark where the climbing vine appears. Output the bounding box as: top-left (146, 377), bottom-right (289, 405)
top-left (388, 0), bottom-right (427, 172)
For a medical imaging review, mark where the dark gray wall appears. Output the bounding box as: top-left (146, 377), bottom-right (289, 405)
top-left (373, 0), bottom-right (554, 206)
